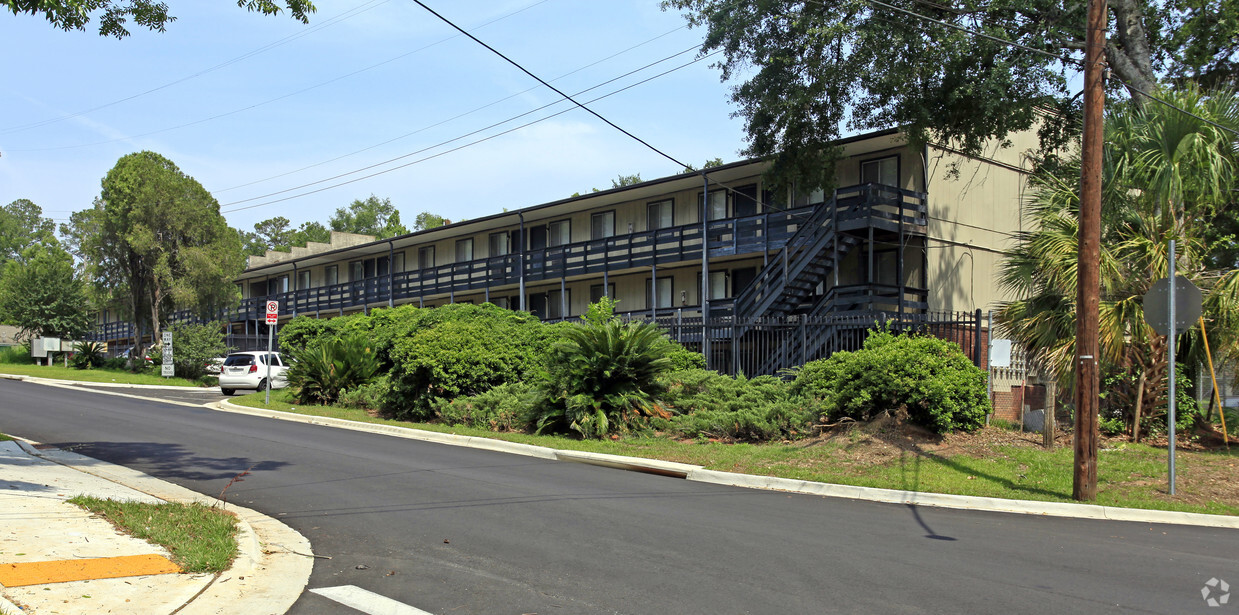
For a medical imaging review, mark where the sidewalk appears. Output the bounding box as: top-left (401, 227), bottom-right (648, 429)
top-left (0, 439), bottom-right (312, 615)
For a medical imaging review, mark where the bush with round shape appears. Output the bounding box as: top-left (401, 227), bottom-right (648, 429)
top-left (790, 330), bottom-right (990, 433)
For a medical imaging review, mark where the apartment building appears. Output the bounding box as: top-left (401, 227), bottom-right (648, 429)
top-left (94, 127), bottom-right (1034, 375)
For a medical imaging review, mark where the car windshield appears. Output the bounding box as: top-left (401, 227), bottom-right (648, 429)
top-left (223, 355), bottom-right (254, 367)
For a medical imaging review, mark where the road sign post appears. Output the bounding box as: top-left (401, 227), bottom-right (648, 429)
top-left (161, 331), bottom-right (174, 378)
top-left (1142, 243), bottom-right (1203, 496)
top-left (265, 301), bottom-right (278, 405)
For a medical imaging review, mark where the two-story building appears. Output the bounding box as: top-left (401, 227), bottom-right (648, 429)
top-left (96, 126), bottom-right (1035, 376)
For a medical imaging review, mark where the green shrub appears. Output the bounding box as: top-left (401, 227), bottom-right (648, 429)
top-left (168, 321), bottom-right (231, 381)
top-left (287, 333), bottom-right (380, 405)
top-left (790, 330), bottom-right (990, 434)
top-left (337, 374), bottom-right (392, 411)
top-left (387, 304), bottom-right (557, 420)
top-left (663, 343), bottom-right (706, 371)
top-left (278, 316), bottom-right (337, 356)
top-left (71, 340), bottom-right (106, 369)
top-left (660, 369), bottom-right (816, 441)
top-left (534, 317), bottom-right (674, 438)
top-left (431, 382), bottom-right (538, 431)
top-left (0, 344), bottom-right (33, 364)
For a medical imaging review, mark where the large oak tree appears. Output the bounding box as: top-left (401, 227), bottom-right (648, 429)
top-left (74, 151), bottom-right (244, 352)
top-left (663, 0), bottom-right (1239, 191)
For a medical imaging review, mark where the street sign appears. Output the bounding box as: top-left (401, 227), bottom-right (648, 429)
top-left (1143, 275), bottom-right (1202, 335)
top-left (161, 331), bottom-right (174, 377)
top-left (266, 300), bottom-right (279, 325)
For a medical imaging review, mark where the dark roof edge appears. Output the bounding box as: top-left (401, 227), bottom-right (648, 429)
top-left (239, 127), bottom-right (904, 276)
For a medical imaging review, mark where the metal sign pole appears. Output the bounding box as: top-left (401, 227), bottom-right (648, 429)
top-left (1168, 240), bottom-right (1176, 495)
top-left (265, 323), bottom-right (273, 406)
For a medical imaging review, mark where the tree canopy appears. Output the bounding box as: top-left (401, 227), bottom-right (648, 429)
top-left (662, 0), bottom-right (1239, 191)
top-left (0, 243), bottom-right (94, 340)
top-left (3, 0), bottom-right (316, 38)
top-left (330, 195), bottom-right (408, 239)
top-left (412, 211), bottom-right (447, 232)
top-left (0, 199), bottom-right (57, 265)
top-left (72, 151), bottom-right (244, 350)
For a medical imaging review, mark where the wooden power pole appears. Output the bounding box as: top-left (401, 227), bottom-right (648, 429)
top-left (1073, 0), bottom-right (1106, 501)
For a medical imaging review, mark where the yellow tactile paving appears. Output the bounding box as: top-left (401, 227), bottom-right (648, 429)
top-left (0, 554), bottom-right (180, 587)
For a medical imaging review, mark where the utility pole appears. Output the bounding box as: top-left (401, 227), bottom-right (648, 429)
top-left (1073, 0), bottom-right (1106, 501)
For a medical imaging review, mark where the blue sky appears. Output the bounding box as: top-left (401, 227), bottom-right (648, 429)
top-left (0, 0), bottom-right (750, 235)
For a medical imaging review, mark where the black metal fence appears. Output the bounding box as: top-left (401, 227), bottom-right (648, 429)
top-left (643, 309), bottom-right (985, 377)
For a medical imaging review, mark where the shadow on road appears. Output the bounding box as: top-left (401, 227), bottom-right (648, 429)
top-left (48, 440), bottom-right (289, 482)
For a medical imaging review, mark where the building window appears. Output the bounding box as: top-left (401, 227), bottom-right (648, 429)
top-left (697, 270), bottom-right (728, 300)
top-left (393, 252), bottom-right (406, 273)
top-left (349, 261), bottom-right (364, 282)
top-left (647, 199), bottom-right (674, 230)
top-left (645, 277), bottom-right (672, 309)
top-left (589, 283), bottom-right (615, 304)
top-left (548, 289), bottom-right (569, 319)
top-left (296, 270), bottom-right (310, 290)
top-left (702, 189), bottom-right (728, 221)
top-left (324, 265), bottom-right (338, 286)
top-left (267, 276), bottom-right (289, 295)
top-left (489, 231), bottom-right (510, 256)
top-left (861, 156), bottom-right (899, 188)
top-left (591, 211), bottom-right (615, 240)
top-left (548, 219), bottom-right (571, 247)
top-left (377, 256), bottom-right (390, 277)
top-left (455, 238), bottom-right (474, 262)
top-left (364, 258), bottom-right (377, 279)
top-left (418, 246), bottom-right (435, 269)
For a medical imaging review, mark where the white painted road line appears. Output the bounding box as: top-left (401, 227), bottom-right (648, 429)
top-left (309, 585), bottom-right (434, 615)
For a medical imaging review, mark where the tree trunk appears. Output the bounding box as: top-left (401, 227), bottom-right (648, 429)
top-left (1106, 0), bottom-right (1158, 99)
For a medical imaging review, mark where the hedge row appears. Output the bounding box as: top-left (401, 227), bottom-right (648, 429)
top-left (281, 303), bottom-right (992, 439)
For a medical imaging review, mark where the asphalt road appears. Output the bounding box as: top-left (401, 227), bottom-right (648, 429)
top-left (1, 378), bottom-right (1235, 614)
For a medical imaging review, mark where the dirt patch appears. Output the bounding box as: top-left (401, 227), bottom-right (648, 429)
top-left (802, 411), bottom-right (1239, 507)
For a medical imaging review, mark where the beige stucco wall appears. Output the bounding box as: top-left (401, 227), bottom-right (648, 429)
top-left (923, 130), bottom-right (1037, 313)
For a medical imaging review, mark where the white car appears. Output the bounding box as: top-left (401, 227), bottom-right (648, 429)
top-left (218, 351), bottom-right (289, 396)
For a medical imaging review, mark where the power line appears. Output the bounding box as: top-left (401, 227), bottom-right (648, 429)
top-left (859, 0), bottom-right (1239, 138)
top-left (214, 24), bottom-right (692, 194)
top-left (408, 0), bottom-right (692, 172)
top-left (220, 51), bottom-right (720, 213)
top-left (0, 0), bottom-right (396, 135)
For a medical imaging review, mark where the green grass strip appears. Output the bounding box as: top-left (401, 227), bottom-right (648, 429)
top-left (68, 496), bottom-right (238, 573)
top-left (0, 364), bottom-right (203, 387)
top-left (228, 390), bottom-right (1239, 517)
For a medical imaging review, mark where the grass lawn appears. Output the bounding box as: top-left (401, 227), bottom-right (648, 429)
top-left (0, 363), bottom-right (204, 387)
top-left (229, 390), bottom-right (1239, 517)
top-left (68, 496), bottom-right (238, 573)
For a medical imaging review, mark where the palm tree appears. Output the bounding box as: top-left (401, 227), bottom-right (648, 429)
top-left (998, 85), bottom-right (1239, 438)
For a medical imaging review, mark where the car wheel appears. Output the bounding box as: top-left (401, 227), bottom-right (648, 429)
top-left (256, 378), bottom-right (268, 392)
top-left (221, 388), bottom-right (235, 396)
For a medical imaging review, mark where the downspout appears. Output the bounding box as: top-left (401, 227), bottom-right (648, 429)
top-left (701, 172), bottom-right (711, 361)
top-left (388, 239), bottom-right (395, 309)
top-left (292, 262), bottom-right (298, 317)
top-left (518, 212), bottom-right (526, 312)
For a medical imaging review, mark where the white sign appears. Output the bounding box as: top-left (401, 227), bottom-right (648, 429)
top-left (989, 339), bottom-right (1012, 368)
top-left (162, 331), bottom-right (174, 377)
top-left (266, 300), bottom-right (279, 325)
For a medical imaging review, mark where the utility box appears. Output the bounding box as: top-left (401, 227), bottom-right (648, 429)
top-left (30, 337), bottom-right (60, 358)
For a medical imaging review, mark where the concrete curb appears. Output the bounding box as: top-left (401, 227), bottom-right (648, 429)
top-left (4, 373), bottom-right (206, 391)
top-left (210, 398), bottom-right (1239, 530)
top-left (15, 439), bottom-right (314, 615)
